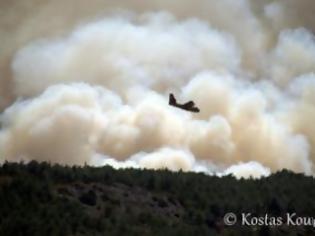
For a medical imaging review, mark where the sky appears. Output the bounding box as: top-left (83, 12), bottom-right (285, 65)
top-left (1, 0), bottom-right (315, 179)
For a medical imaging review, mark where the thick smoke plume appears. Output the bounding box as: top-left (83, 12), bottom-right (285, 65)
top-left (1, 0), bottom-right (315, 178)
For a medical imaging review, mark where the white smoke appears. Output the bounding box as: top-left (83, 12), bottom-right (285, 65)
top-left (223, 162), bottom-right (271, 179)
top-left (11, 13), bottom-right (240, 98)
top-left (1, 0), bottom-right (315, 178)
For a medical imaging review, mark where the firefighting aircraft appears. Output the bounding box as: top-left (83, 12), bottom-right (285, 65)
top-left (168, 93), bottom-right (200, 113)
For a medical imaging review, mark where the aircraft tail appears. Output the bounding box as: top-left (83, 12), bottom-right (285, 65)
top-left (169, 93), bottom-right (176, 105)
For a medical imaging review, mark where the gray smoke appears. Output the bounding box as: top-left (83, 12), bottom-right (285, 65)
top-left (1, 0), bottom-right (315, 178)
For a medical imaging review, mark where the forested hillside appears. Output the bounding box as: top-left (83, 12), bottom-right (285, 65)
top-left (0, 161), bottom-right (314, 236)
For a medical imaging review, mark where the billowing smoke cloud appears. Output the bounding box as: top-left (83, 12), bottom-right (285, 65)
top-left (1, 0), bottom-right (315, 178)
top-left (223, 162), bottom-right (271, 179)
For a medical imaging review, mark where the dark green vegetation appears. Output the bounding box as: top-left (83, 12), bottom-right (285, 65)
top-left (0, 161), bottom-right (315, 236)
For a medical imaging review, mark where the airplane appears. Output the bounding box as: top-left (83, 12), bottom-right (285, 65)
top-left (169, 93), bottom-right (200, 113)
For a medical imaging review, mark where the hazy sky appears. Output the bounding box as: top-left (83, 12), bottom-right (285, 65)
top-left (1, 0), bottom-right (315, 178)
